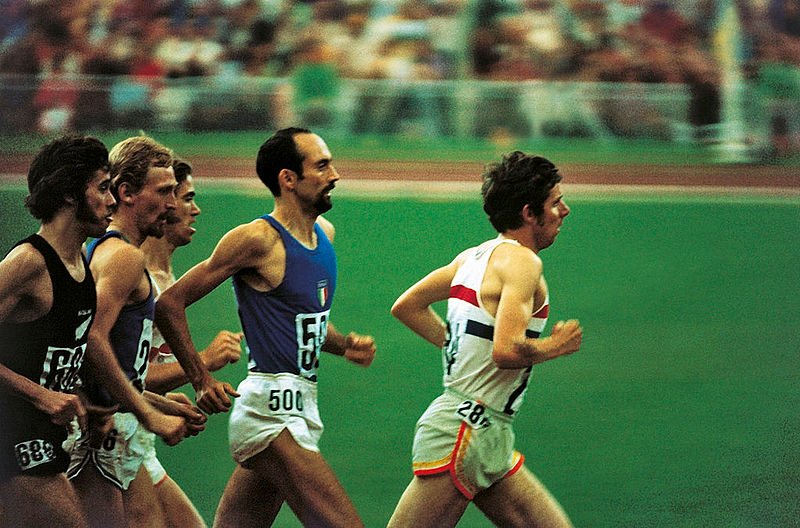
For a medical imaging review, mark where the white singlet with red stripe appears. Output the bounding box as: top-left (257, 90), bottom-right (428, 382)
top-left (148, 281), bottom-right (176, 364)
top-left (443, 237), bottom-right (549, 416)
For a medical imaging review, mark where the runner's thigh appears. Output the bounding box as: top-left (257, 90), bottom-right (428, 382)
top-left (244, 429), bottom-right (362, 528)
top-left (0, 473), bottom-right (87, 528)
top-left (473, 465), bottom-right (572, 528)
top-left (387, 474), bottom-right (470, 528)
top-left (214, 464), bottom-right (282, 528)
top-left (123, 465), bottom-right (167, 528)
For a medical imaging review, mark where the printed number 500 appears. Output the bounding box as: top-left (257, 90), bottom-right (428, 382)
top-left (268, 389), bottom-right (304, 412)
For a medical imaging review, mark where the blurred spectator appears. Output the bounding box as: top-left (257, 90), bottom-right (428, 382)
top-left (490, 14), bottom-right (541, 80)
top-left (72, 43), bottom-right (128, 131)
top-left (327, 3), bottom-right (373, 77)
top-left (563, 0), bottom-right (609, 53)
top-left (33, 55), bottom-right (79, 133)
top-left (352, 34), bottom-right (452, 135)
top-left (357, 0), bottom-right (436, 75)
top-left (604, 0), bottom-right (644, 33)
top-left (468, 16), bottom-right (532, 139)
top-left (221, 0), bottom-right (267, 54)
top-left (681, 39), bottom-right (722, 134)
top-left (521, 0), bottom-right (567, 75)
top-left (470, 26), bottom-right (502, 78)
top-left (154, 18), bottom-right (223, 77)
top-left (0, 0), bottom-right (28, 50)
top-left (291, 38), bottom-right (341, 127)
top-left (427, 0), bottom-right (466, 78)
top-left (755, 33), bottom-right (800, 156)
top-left (349, 1), bottom-right (456, 135)
top-left (0, 5), bottom-right (74, 132)
top-left (769, 0), bottom-right (800, 37)
top-left (639, 0), bottom-right (690, 45)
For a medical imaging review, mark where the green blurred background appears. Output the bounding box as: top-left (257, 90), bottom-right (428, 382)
top-left (0, 131), bottom-right (741, 165)
top-left (3, 0), bottom-right (800, 523)
top-left (1, 177), bottom-right (798, 526)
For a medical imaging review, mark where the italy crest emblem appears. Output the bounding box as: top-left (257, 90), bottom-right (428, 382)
top-left (317, 280), bottom-right (329, 308)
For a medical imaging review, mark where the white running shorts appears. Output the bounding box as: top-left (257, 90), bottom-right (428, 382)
top-left (411, 390), bottom-right (524, 499)
top-left (228, 372), bottom-right (323, 463)
top-left (67, 412), bottom-right (148, 490)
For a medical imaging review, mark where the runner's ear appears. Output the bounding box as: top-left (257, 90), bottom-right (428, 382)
top-left (115, 181), bottom-right (136, 204)
top-left (279, 168), bottom-right (298, 191)
top-left (521, 203), bottom-right (536, 223)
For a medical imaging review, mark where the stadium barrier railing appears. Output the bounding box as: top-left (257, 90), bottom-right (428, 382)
top-left (0, 73), bottom-right (790, 162)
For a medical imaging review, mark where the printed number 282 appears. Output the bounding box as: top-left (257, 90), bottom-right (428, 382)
top-left (456, 400), bottom-right (491, 429)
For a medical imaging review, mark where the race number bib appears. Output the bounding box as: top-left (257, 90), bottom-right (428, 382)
top-left (455, 399), bottom-right (492, 429)
top-left (264, 375), bottom-right (312, 418)
top-left (15, 439), bottom-right (56, 471)
top-left (295, 311), bottom-right (329, 380)
top-left (40, 344), bottom-right (86, 391)
top-left (132, 319), bottom-right (153, 391)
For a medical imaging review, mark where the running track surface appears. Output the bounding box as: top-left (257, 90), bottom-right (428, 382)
top-left (2, 153), bottom-right (798, 193)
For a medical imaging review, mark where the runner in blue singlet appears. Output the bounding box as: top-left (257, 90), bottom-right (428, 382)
top-left (155, 127), bottom-right (377, 528)
top-left (68, 136), bottom-right (197, 528)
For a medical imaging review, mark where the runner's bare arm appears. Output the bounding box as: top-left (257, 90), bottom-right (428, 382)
top-left (156, 222), bottom-right (277, 413)
top-left (492, 248), bottom-right (582, 368)
top-left (87, 242), bottom-right (186, 444)
top-left (312, 217), bottom-right (376, 366)
top-left (0, 244), bottom-right (46, 323)
top-left (145, 330), bottom-right (243, 394)
top-left (321, 323), bottom-right (376, 367)
top-left (391, 252), bottom-right (467, 348)
top-left (143, 390), bottom-right (206, 437)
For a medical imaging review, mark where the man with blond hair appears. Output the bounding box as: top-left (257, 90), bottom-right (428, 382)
top-left (68, 136), bottom-right (217, 528)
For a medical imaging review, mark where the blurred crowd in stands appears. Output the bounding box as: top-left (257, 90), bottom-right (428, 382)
top-left (1, 0), bottom-right (799, 156)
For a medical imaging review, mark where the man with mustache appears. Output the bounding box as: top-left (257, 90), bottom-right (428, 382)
top-left (389, 152), bottom-right (582, 527)
top-left (156, 127), bottom-right (377, 527)
top-left (68, 136), bottom-right (209, 528)
top-left (0, 135), bottom-right (115, 528)
top-left (126, 158), bottom-right (243, 528)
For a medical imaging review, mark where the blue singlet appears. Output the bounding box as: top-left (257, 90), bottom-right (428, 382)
top-left (232, 215), bottom-right (337, 382)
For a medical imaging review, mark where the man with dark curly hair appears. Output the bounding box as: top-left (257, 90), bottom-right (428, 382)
top-left (389, 151), bottom-right (583, 527)
top-left (0, 135), bottom-right (115, 527)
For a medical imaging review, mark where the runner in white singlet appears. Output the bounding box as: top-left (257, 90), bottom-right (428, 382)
top-left (389, 152), bottom-right (583, 528)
